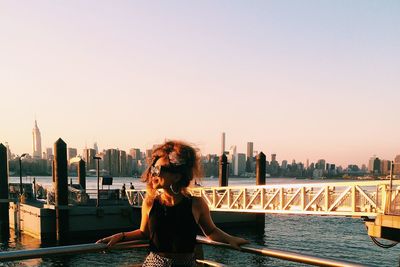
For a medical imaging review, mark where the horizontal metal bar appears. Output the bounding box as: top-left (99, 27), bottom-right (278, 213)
top-left (0, 236), bottom-right (368, 267)
top-left (196, 236), bottom-right (368, 267)
top-left (0, 243), bottom-right (107, 261)
top-left (196, 259), bottom-right (228, 267)
top-left (0, 240), bottom-right (148, 262)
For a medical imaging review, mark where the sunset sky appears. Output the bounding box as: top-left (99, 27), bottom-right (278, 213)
top-left (1, 1), bottom-right (399, 166)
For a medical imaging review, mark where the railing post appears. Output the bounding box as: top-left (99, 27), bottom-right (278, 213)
top-left (78, 159), bottom-right (86, 190)
top-left (388, 161), bottom-right (394, 214)
top-left (219, 154), bottom-right (228, 187)
top-left (54, 138), bottom-right (69, 243)
top-left (279, 188), bottom-right (284, 210)
top-left (351, 186), bottom-right (356, 213)
top-left (0, 144), bottom-right (10, 238)
top-left (256, 152), bottom-right (266, 186)
top-left (325, 186), bottom-right (329, 212)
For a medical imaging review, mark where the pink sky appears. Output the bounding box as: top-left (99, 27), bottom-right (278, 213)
top-left (1, 1), bottom-right (399, 167)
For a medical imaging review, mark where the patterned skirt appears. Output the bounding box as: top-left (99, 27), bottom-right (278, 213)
top-left (142, 252), bottom-right (196, 267)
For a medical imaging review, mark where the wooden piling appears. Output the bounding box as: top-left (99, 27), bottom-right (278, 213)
top-left (54, 138), bottom-right (69, 243)
top-left (0, 144), bottom-right (10, 237)
top-left (219, 154), bottom-right (228, 187)
top-left (255, 152), bottom-right (266, 229)
top-left (256, 152), bottom-right (266, 185)
top-left (78, 159), bottom-right (86, 190)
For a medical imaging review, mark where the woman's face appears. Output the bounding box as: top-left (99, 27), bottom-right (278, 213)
top-left (150, 157), bottom-right (181, 190)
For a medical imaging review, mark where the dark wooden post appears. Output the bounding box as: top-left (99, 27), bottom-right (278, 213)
top-left (78, 159), bottom-right (86, 190)
top-left (0, 144), bottom-right (10, 237)
top-left (52, 160), bottom-right (55, 183)
top-left (54, 138), bottom-right (69, 243)
top-left (255, 152), bottom-right (266, 229)
top-left (256, 152), bottom-right (266, 185)
top-left (219, 154), bottom-right (228, 187)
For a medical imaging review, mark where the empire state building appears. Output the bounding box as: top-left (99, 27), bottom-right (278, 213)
top-left (32, 120), bottom-right (42, 159)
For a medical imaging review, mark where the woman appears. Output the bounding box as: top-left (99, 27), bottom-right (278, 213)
top-left (97, 140), bottom-right (249, 266)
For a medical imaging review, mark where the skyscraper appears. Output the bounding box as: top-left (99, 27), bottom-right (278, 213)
top-left (317, 159), bottom-right (326, 170)
top-left (46, 148), bottom-right (53, 160)
top-left (246, 142), bottom-right (253, 160)
top-left (129, 148), bottom-right (141, 160)
top-left (67, 148), bottom-right (77, 161)
top-left (32, 120), bottom-right (42, 159)
top-left (83, 148), bottom-right (97, 170)
top-left (221, 132), bottom-right (225, 155)
top-left (394, 155), bottom-right (400, 175)
top-left (228, 145), bottom-right (238, 176)
top-left (368, 156), bottom-right (378, 173)
top-left (93, 142), bottom-right (99, 154)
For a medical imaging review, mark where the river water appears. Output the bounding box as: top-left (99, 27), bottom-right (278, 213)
top-left (1, 177), bottom-right (400, 266)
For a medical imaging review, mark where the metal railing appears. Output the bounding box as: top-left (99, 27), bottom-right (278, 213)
top-left (0, 236), bottom-right (368, 267)
top-left (127, 180), bottom-right (400, 217)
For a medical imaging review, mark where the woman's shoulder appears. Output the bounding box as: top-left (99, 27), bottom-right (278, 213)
top-left (143, 195), bottom-right (159, 209)
top-left (191, 196), bottom-right (207, 209)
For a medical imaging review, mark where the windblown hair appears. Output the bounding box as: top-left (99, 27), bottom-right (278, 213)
top-left (141, 140), bottom-right (203, 204)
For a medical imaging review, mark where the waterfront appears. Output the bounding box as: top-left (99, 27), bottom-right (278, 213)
top-left (1, 177), bottom-right (400, 266)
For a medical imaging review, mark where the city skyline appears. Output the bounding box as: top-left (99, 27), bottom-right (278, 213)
top-left (1, 1), bottom-right (399, 167)
top-left (3, 119), bottom-right (399, 169)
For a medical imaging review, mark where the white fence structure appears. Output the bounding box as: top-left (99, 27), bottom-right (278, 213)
top-left (126, 180), bottom-right (400, 217)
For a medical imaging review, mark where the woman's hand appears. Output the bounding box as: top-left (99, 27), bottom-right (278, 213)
top-left (96, 232), bottom-right (124, 248)
top-left (227, 236), bottom-right (250, 250)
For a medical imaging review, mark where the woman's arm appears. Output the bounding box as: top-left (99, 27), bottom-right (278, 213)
top-left (193, 197), bottom-right (249, 250)
top-left (96, 198), bottom-right (151, 247)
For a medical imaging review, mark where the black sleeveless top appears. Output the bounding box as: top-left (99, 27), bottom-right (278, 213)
top-left (148, 196), bottom-right (198, 253)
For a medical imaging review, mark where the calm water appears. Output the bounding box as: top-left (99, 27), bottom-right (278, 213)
top-left (1, 177), bottom-right (400, 266)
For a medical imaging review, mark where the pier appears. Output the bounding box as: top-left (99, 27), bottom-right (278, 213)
top-left (1, 140), bottom-right (139, 242)
top-left (1, 140), bottom-right (399, 266)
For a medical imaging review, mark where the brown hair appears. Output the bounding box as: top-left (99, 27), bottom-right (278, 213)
top-left (141, 140), bottom-right (203, 203)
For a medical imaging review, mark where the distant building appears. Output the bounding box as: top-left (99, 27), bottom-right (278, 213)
top-left (381, 160), bottom-right (391, 175)
top-left (127, 155), bottom-right (133, 176)
top-left (227, 145), bottom-right (238, 176)
top-left (281, 160), bottom-right (288, 169)
top-left (104, 149), bottom-right (120, 176)
top-left (271, 154), bottom-right (277, 163)
top-left (361, 164), bottom-right (368, 173)
top-left (316, 159), bottom-right (326, 170)
top-left (394, 155), bottom-right (400, 175)
top-left (129, 148), bottom-right (141, 160)
top-left (146, 149), bottom-right (153, 160)
top-left (119, 150), bottom-right (127, 176)
top-left (237, 153), bottom-right (246, 176)
top-left (368, 156), bottom-right (377, 173)
top-left (270, 154), bottom-right (279, 176)
top-left (67, 148), bottom-right (77, 161)
top-left (46, 148), bottom-right (53, 160)
top-left (247, 142), bottom-right (253, 160)
top-left (32, 120), bottom-right (42, 159)
top-left (313, 169), bottom-right (324, 178)
top-left (83, 148), bottom-right (97, 170)
top-left (368, 156), bottom-right (381, 174)
top-left (373, 158), bottom-right (381, 174)
top-left (93, 142), bottom-right (99, 154)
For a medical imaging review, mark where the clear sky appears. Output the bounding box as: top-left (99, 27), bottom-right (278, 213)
top-left (1, 1), bottom-right (399, 167)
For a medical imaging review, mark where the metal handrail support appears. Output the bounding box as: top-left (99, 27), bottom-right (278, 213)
top-left (0, 237), bottom-right (368, 266)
